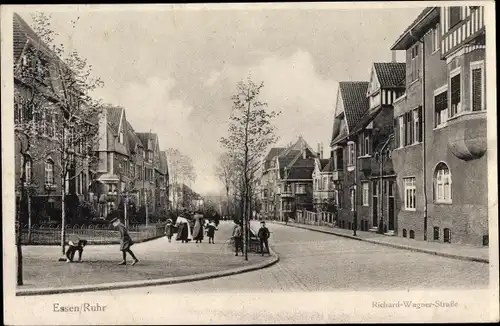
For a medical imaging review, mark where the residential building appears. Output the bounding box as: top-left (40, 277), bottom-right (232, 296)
top-left (312, 143), bottom-right (334, 216)
top-left (260, 147), bottom-right (286, 220)
top-left (352, 61), bottom-right (406, 234)
top-left (390, 6), bottom-right (487, 246)
top-left (276, 137), bottom-right (317, 221)
top-left (330, 82), bottom-right (369, 231)
top-left (13, 13), bottom-right (94, 224)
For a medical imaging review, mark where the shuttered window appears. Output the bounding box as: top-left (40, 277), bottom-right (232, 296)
top-left (394, 118), bottom-right (400, 148)
top-left (450, 73), bottom-right (461, 116)
top-left (414, 107), bottom-right (423, 143)
top-left (472, 66), bottom-right (483, 111)
top-left (434, 91), bottom-right (448, 127)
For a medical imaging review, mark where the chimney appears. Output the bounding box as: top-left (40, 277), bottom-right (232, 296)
top-left (391, 50), bottom-right (397, 63)
top-left (301, 141), bottom-right (306, 159)
top-left (320, 143), bottom-right (324, 159)
top-left (317, 143), bottom-right (321, 157)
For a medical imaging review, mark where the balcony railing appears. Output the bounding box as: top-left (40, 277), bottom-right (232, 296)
top-left (441, 6), bottom-right (485, 59)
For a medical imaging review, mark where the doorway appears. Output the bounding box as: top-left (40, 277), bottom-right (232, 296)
top-left (372, 180), bottom-right (378, 227)
top-left (388, 180), bottom-right (395, 231)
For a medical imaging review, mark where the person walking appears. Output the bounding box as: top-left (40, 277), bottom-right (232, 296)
top-left (111, 217), bottom-right (139, 265)
top-left (175, 213), bottom-right (192, 243)
top-left (192, 212), bottom-right (204, 243)
top-left (206, 220), bottom-right (218, 244)
top-left (232, 221), bottom-right (243, 256)
top-left (257, 221), bottom-right (271, 256)
top-left (164, 219), bottom-right (174, 243)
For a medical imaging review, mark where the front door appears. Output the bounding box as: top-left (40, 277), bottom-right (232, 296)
top-left (388, 197), bottom-right (395, 231)
top-left (372, 196), bottom-right (378, 227)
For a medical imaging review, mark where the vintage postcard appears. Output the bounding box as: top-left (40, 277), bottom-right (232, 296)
top-left (2, 1), bottom-right (498, 324)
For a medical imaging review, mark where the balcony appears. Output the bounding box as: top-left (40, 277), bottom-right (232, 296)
top-left (441, 7), bottom-right (485, 59)
top-left (332, 170), bottom-right (344, 181)
top-left (358, 156), bottom-right (372, 173)
top-left (281, 191), bottom-right (294, 198)
top-left (447, 111), bottom-right (487, 160)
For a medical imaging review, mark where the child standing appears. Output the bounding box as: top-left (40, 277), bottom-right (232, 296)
top-left (206, 220), bottom-right (218, 244)
top-left (165, 219), bottom-right (174, 242)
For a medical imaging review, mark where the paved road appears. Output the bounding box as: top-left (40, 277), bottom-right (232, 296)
top-left (99, 221), bottom-right (488, 294)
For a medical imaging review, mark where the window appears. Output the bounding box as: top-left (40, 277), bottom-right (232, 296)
top-left (434, 90), bottom-right (448, 127)
top-left (398, 116), bottom-right (404, 147)
top-left (403, 177), bottom-right (416, 210)
top-left (470, 61), bottom-right (485, 111)
top-left (433, 227), bottom-right (440, 240)
top-left (405, 111), bottom-right (414, 145)
top-left (432, 24), bottom-right (440, 52)
top-left (350, 189), bottom-right (355, 211)
top-left (448, 7), bottom-right (462, 28)
top-left (45, 159), bottom-right (54, 185)
top-left (410, 44), bottom-right (419, 81)
top-left (403, 229), bottom-right (407, 238)
top-left (45, 111), bottom-right (55, 137)
top-left (450, 71), bottom-right (462, 116)
top-left (362, 182), bottom-right (369, 206)
top-left (372, 180), bottom-right (378, 196)
top-left (363, 132), bottom-right (370, 156)
top-left (347, 142), bottom-right (356, 167)
top-left (388, 180), bottom-right (394, 196)
top-left (413, 107), bottom-right (422, 143)
top-left (322, 177), bottom-right (327, 191)
top-left (21, 155), bottom-right (32, 184)
top-left (297, 184), bottom-right (305, 194)
top-left (409, 230), bottom-right (415, 239)
top-left (334, 148), bottom-right (344, 170)
top-left (443, 228), bottom-right (451, 243)
top-left (435, 163), bottom-right (452, 203)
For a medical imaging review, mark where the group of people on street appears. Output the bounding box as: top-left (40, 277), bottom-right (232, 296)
top-left (164, 210), bottom-right (219, 244)
top-left (231, 220), bottom-right (271, 257)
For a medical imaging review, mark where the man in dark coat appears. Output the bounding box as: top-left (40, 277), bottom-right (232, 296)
top-left (232, 221), bottom-right (243, 256)
top-left (257, 221), bottom-right (271, 256)
top-left (111, 217), bottom-right (139, 265)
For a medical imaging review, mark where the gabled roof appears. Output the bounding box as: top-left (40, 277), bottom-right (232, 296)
top-left (106, 106), bottom-right (123, 135)
top-left (338, 82), bottom-right (369, 131)
top-left (391, 7), bottom-right (439, 50)
top-left (331, 114), bottom-right (349, 146)
top-left (126, 121), bottom-right (143, 151)
top-left (322, 158), bottom-right (335, 173)
top-left (136, 133), bottom-right (153, 150)
top-left (318, 159), bottom-right (330, 170)
top-left (286, 158), bottom-right (315, 180)
top-left (13, 13), bottom-right (53, 63)
top-left (265, 147), bottom-right (286, 162)
top-left (278, 150), bottom-right (301, 178)
top-left (373, 62), bottom-right (406, 88)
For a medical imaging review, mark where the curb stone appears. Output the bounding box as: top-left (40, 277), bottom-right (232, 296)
top-left (276, 222), bottom-right (489, 264)
top-left (16, 248), bottom-right (280, 296)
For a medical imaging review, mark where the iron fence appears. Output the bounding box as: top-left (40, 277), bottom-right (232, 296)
top-left (19, 223), bottom-right (167, 245)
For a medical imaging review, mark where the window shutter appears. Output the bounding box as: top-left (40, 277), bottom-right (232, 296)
top-left (403, 112), bottom-right (408, 146)
top-left (394, 118), bottom-right (399, 148)
top-left (417, 107), bottom-right (423, 142)
top-left (472, 68), bottom-right (482, 111)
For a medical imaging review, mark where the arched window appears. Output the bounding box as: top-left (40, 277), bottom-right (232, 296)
top-left (45, 159), bottom-right (54, 185)
top-left (434, 163), bottom-right (452, 203)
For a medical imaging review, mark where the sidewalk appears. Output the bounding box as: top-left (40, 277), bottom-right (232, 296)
top-left (273, 221), bottom-right (489, 263)
top-left (18, 221), bottom-right (274, 293)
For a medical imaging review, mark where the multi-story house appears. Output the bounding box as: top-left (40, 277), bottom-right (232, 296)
top-left (390, 6), bottom-right (487, 246)
top-left (330, 82), bottom-right (369, 231)
top-left (276, 137), bottom-right (317, 221)
top-left (159, 151), bottom-right (170, 211)
top-left (94, 106), bottom-right (134, 218)
top-left (136, 132), bottom-right (163, 215)
top-left (353, 62), bottom-right (406, 234)
top-left (14, 13), bottom-right (94, 224)
top-left (260, 147), bottom-right (285, 220)
top-left (312, 143), bottom-right (332, 213)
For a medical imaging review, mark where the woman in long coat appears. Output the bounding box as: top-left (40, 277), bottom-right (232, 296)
top-left (175, 215), bottom-right (192, 243)
top-left (192, 213), bottom-right (204, 243)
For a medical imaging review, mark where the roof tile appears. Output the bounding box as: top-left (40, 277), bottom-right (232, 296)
top-left (338, 81), bottom-right (369, 131)
top-left (373, 62), bottom-right (406, 88)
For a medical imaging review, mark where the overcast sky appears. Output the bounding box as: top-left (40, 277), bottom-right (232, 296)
top-left (21, 4), bottom-right (423, 196)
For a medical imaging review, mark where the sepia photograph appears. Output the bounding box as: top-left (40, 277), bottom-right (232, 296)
top-left (2, 1), bottom-right (498, 324)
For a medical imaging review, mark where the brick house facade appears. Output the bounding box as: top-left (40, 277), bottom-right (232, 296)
top-left (390, 6), bottom-right (487, 245)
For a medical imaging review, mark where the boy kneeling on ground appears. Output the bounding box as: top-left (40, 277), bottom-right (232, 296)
top-left (66, 236), bottom-right (88, 263)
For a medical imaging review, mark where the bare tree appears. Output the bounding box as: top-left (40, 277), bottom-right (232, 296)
top-left (214, 152), bottom-right (236, 219)
top-left (15, 12), bottom-right (104, 260)
top-left (166, 148), bottom-right (197, 212)
top-left (220, 77), bottom-right (280, 260)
